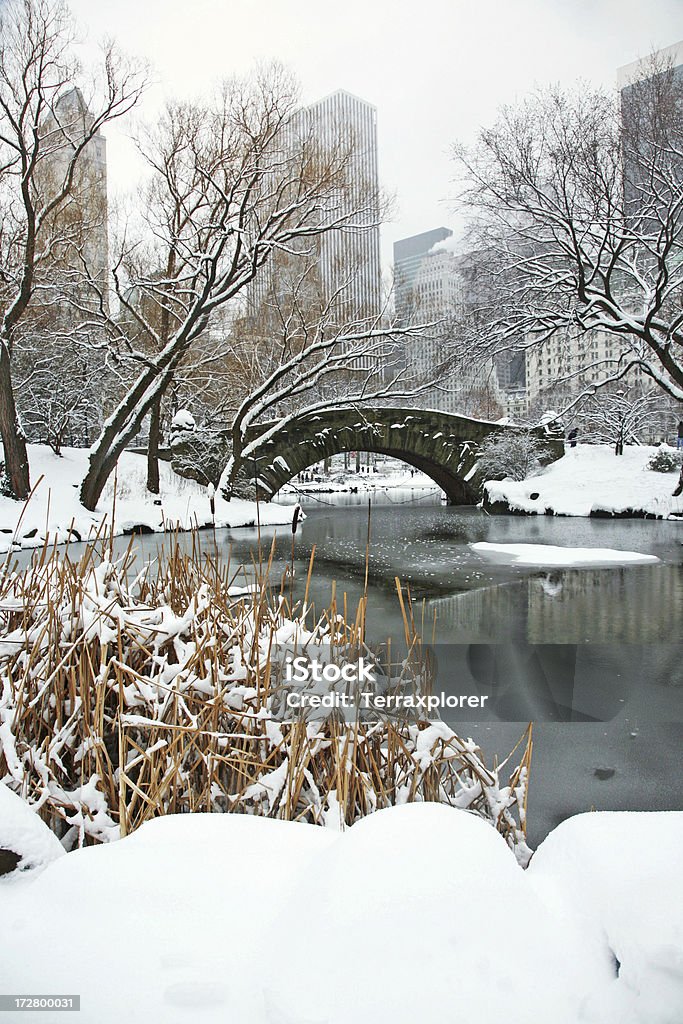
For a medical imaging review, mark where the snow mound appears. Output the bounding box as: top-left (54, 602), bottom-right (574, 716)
top-left (0, 782), bottom-right (64, 879)
top-left (471, 541), bottom-right (660, 567)
top-left (528, 812), bottom-right (683, 1024)
top-left (0, 805), bottom-right (681, 1022)
top-left (171, 409), bottom-right (195, 431)
top-left (484, 444), bottom-right (683, 519)
top-left (268, 803), bottom-right (605, 1024)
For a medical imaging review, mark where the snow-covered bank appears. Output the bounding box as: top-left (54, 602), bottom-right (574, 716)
top-left (471, 541), bottom-right (660, 567)
top-left (484, 444), bottom-right (683, 519)
top-left (0, 445), bottom-right (292, 552)
top-left (1, 801), bottom-right (680, 1024)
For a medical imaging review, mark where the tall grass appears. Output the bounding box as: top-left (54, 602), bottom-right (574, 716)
top-left (0, 530), bottom-right (533, 864)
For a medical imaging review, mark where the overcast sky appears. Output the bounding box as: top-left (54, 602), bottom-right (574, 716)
top-left (69, 0), bottom-right (682, 270)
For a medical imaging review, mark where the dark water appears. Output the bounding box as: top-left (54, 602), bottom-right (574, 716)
top-left (236, 492), bottom-right (683, 645)
top-left (36, 490), bottom-right (683, 846)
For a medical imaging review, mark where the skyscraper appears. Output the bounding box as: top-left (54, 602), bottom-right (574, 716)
top-left (393, 227), bottom-right (454, 322)
top-left (618, 40), bottom-right (682, 229)
top-left (526, 43), bottom-right (683, 412)
top-left (246, 89), bottom-right (382, 325)
top-left (296, 89), bottom-right (382, 320)
top-left (617, 40), bottom-right (683, 97)
top-left (39, 87), bottom-right (109, 311)
top-left (391, 228), bottom-right (503, 416)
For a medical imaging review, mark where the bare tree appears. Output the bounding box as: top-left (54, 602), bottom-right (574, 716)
top-left (216, 256), bottom-right (437, 496)
top-left (15, 343), bottom-right (103, 455)
top-left (572, 385), bottom-right (667, 454)
top-left (76, 68), bottom-right (434, 510)
top-left (0, 0), bottom-right (146, 498)
top-left (452, 55), bottom-right (683, 409)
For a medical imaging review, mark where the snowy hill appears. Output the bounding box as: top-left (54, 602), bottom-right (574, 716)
top-left (0, 799), bottom-right (681, 1023)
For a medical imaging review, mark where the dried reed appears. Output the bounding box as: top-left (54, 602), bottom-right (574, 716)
top-left (0, 531), bottom-right (533, 864)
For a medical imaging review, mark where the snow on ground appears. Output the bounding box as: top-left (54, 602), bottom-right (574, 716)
top-left (0, 783), bottom-right (65, 876)
top-left (0, 805), bottom-right (680, 1023)
top-left (471, 542), bottom-right (660, 567)
top-left (0, 445), bottom-right (292, 553)
top-left (484, 444), bottom-right (683, 518)
top-left (528, 812), bottom-right (683, 1024)
top-left (281, 458), bottom-right (437, 495)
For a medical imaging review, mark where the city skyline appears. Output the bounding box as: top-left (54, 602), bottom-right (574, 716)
top-left (67, 0), bottom-right (683, 274)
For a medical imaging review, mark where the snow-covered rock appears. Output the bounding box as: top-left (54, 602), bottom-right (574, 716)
top-left (0, 782), bottom-right (64, 879)
top-left (170, 409), bottom-right (196, 432)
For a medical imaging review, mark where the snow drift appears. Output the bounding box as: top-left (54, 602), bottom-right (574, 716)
top-left (0, 805), bottom-right (680, 1024)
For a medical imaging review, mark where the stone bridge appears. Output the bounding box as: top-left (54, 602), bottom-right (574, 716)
top-left (171, 407), bottom-right (564, 505)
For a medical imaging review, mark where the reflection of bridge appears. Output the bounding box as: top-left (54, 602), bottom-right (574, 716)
top-left (173, 407), bottom-right (564, 505)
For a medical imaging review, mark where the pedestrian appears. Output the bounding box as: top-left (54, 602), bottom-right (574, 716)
top-left (673, 461), bottom-right (683, 498)
top-left (677, 421), bottom-right (683, 450)
top-left (567, 428), bottom-right (578, 449)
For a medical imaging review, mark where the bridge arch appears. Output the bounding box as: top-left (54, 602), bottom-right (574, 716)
top-left (238, 407), bottom-right (564, 505)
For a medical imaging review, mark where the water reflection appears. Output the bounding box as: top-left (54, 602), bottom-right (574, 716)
top-left (85, 491), bottom-right (683, 647)
top-left (427, 566), bottom-right (683, 644)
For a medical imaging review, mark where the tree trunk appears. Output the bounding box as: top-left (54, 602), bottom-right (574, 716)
top-left (80, 446), bottom-right (121, 513)
top-left (615, 424), bottom-right (624, 456)
top-left (221, 455), bottom-right (241, 501)
top-left (146, 396), bottom-right (162, 494)
top-left (219, 415), bottom-right (248, 501)
top-left (0, 345), bottom-right (30, 499)
top-left (79, 365), bottom-right (179, 511)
